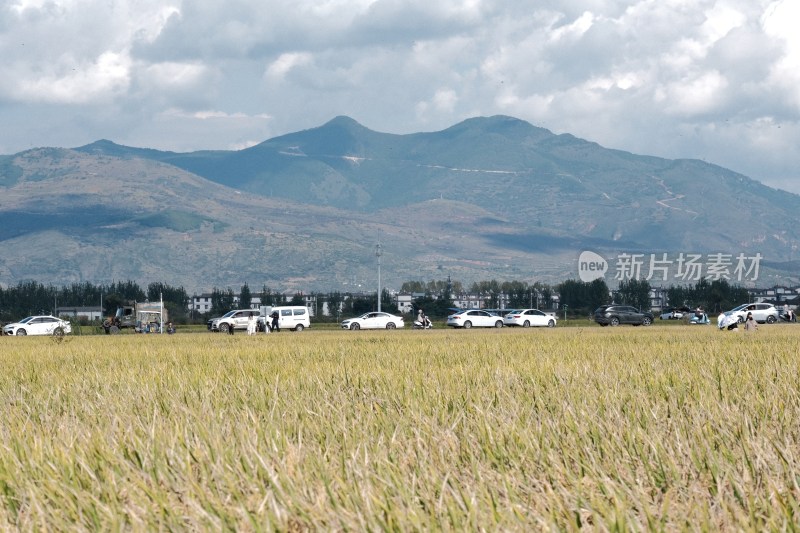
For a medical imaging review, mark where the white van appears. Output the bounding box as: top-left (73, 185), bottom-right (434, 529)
top-left (259, 306), bottom-right (311, 331)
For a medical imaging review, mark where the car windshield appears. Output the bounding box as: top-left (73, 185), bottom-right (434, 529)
top-left (730, 304), bottom-right (749, 312)
top-left (18, 316), bottom-right (35, 323)
top-left (221, 311), bottom-right (236, 318)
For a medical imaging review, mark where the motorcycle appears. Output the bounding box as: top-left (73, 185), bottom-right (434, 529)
top-left (689, 313), bottom-right (710, 325)
top-left (412, 316), bottom-right (433, 329)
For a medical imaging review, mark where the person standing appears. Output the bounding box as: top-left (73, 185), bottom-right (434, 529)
top-left (247, 312), bottom-right (256, 336)
top-left (744, 312), bottom-right (758, 332)
top-left (271, 310), bottom-right (280, 332)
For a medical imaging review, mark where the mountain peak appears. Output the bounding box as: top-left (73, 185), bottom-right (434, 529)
top-left (78, 139), bottom-right (121, 151)
top-left (318, 115), bottom-right (374, 135)
top-left (324, 115), bottom-right (364, 127)
top-left (442, 115), bottom-right (553, 140)
top-left (74, 139), bottom-right (175, 158)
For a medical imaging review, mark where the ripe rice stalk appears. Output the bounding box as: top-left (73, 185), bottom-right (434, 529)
top-left (0, 327), bottom-right (798, 529)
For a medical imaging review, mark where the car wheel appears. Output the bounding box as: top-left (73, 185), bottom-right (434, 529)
top-left (16, 329), bottom-right (26, 336)
top-left (386, 322), bottom-right (396, 329)
top-left (547, 319), bottom-right (555, 328)
top-left (522, 320), bottom-right (530, 328)
top-left (295, 324), bottom-right (304, 332)
top-left (463, 321), bottom-right (472, 329)
top-left (350, 323), bottom-right (360, 330)
top-left (610, 317), bottom-right (620, 326)
top-left (737, 316), bottom-right (744, 324)
top-left (110, 326), bottom-right (120, 334)
top-left (642, 317), bottom-right (652, 326)
top-left (53, 327), bottom-right (65, 337)
top-left (495, 320), bottom-right (503, 328)
top-left (766, 315), bottom-right (776, 324)
top-left (219, 323), bottom-right (230, 333)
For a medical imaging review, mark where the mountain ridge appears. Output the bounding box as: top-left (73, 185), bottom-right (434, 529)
top-left (0, 115), bottom-right (797, 292)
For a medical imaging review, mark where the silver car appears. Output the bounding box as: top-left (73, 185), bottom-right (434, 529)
top-left (725, 303), bottom-right (779, 324)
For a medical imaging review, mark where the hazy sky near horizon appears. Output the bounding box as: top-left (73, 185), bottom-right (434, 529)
top-left (2, 0), bottom-right (799, 193)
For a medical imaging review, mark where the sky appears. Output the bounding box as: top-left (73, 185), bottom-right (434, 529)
top-left (2, 0), bottom-right (799, 193)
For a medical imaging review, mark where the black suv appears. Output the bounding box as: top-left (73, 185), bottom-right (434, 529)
top-left (594, 305), bottom-right (654, 326)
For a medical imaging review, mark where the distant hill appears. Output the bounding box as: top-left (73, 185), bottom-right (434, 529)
top-left (0, 116), bottom-right (798, 292)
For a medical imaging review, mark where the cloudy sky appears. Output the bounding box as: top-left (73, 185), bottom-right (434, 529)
top-left (2, 0), bottom-right (799, 193)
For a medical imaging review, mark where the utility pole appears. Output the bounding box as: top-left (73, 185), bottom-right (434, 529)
top-left (376, 243), bottom-right (382, 312)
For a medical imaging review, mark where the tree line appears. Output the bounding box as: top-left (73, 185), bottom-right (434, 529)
top-left (0, 281), bottom-right (189, 324)
top-left (556, 277), bottom-right (750, 315)
top-left (0, 276), bottom-right (753, 323)
top-left (405, 277), bottom-right (751, 317)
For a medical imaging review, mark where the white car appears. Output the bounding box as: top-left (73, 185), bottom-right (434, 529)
top-left (341, 312), bottom-right (404, 330)
top-left (446, 309), bottom-right (504, 329)
top-left (3, 315), bottom-right (72, 336)
top-left (725, 303), bottom-right (779, 324)
top-left (503, 309), bottom-right (557, 328)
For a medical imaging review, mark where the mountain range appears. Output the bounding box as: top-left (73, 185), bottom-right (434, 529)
top-left (1, 115), bottom-right (798, 293)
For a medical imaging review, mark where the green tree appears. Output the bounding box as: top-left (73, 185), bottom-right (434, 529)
top-left (102, 292), bottom-right (126, 318)
top-left (380, 288), bottom-right (398, 313)
top-left (239, 283), bottom-right (252, 309)
top-left (107, 280), bottom-right (146, 302)
top-left (667, 285), bottom-right (690, 310)
top-left (617, 278), bottom-right (652, 310)
top-left (557, 279), bottom-right (610, 314)
top-left (588, 279), bottom-right (611, 310)
top-left (502, 280), bottom-right (529, 309)
top-left (260, 285), bottom-right (276, 306)
top-left (350, 295), bottom-right (374, 315)
top-left (147, 282), bottom-right (189, 323)
top-left (412, 293), bottom-right (454, 318)
top-left (401, 281), bottom-right (426, 293)
top-left (327, 291), bottom-right (344, 319)
top-left (211, 287), bottom-right (235, 314)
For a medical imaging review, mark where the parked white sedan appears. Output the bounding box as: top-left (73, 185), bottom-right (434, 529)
top-left (446, 309), bottom-right (504, 329)
top-left (503, 309), bottom-right (557, 328)
top-left (724, 303), bottom-right (779, 324)
top-left (3, 315), bottom-right (72, 336)
top-left (341, 312), bottom-right (405, 330)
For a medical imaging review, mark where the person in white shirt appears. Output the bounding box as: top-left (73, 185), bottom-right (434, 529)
top-left (247, 312), bottom-right (256, 335)
top-left (718, 312), bottom-right (738, 331)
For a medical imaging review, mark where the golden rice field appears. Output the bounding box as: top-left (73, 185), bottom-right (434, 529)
top-left (1, 325), bottom-right (799, 530)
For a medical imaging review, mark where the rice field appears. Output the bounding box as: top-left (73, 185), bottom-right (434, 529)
top-left (1, 325), bottom-right (799, 530)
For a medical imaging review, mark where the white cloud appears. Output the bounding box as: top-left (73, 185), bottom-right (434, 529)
top-left (265, 52), bottom-right (314, 81)
top-left (548, 11), bottom-right (595, 43)
top-left (700, 3), bottom-right (746, 44)
top-left (432, 88), bottom-right (458, 113)
top-left (762, 0), bottom-right (800, 109)
top-left (0, 0), bottom-right (798, 194)
top-left (143, 62), bottom-right (208, 90)
top-left (15, 51), bottom-right (131, 103)
top-left (656, 71), bottom-right (730, 115)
